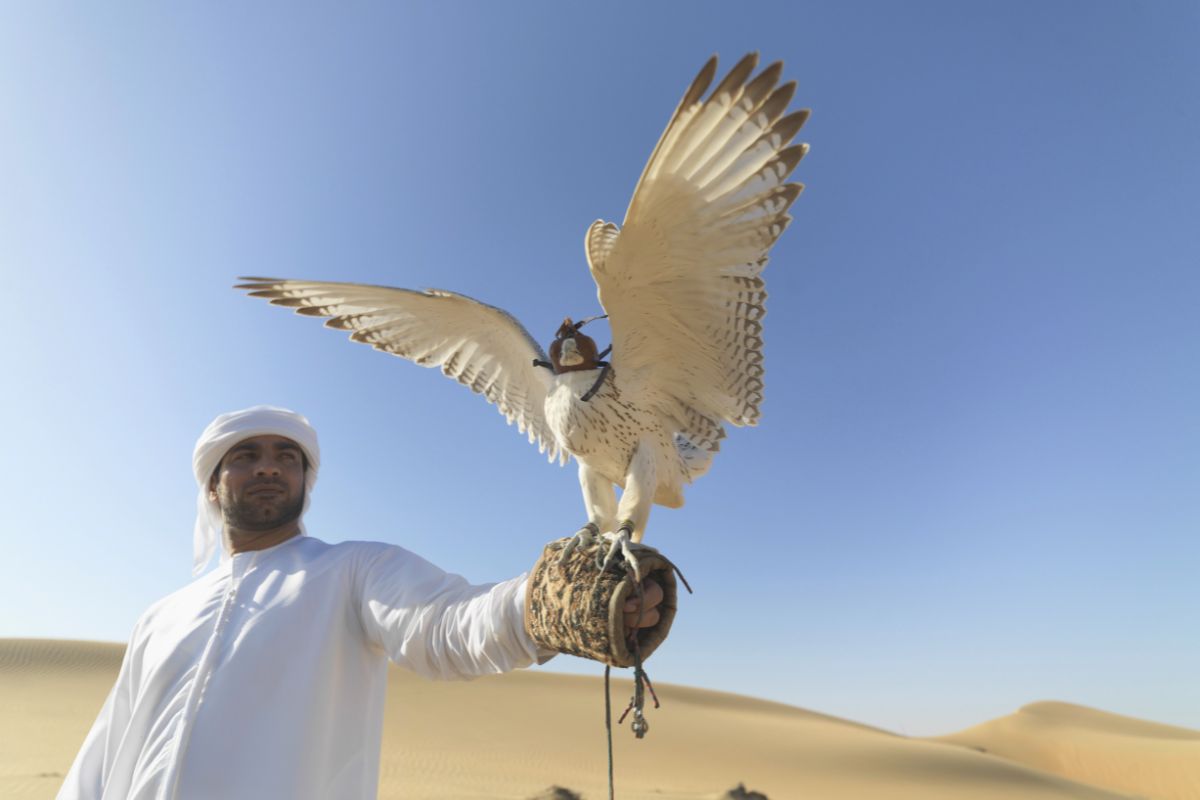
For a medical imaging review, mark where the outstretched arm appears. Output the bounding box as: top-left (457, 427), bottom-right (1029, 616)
top-left (354, 542), bottom-right (665, 681)
top-left (355, 543), bottom-right (550, 680)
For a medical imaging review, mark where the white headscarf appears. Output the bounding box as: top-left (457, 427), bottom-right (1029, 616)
top-left (191, 405), bottom-right (321, 576)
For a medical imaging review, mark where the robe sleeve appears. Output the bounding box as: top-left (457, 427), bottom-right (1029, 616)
top-left (354, 543), bottom-right (554, 680)
top-left (58, 623), bottom-right (140, 799)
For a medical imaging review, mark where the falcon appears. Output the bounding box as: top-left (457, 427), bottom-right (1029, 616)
top-left (238, 53), bottom-right (808, 570)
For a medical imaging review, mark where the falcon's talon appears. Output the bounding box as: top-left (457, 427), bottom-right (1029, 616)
top-left (559, 522), bottom-right (600, 566)
top-left (597, 527), bottom-right (647, 583)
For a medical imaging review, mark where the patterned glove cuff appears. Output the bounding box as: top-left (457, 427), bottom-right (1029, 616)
top-left (524, 537), bottom-right (678, 668)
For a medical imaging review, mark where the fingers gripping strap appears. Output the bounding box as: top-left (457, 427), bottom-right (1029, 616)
top-left (525, 538), bottom-right (679, 668)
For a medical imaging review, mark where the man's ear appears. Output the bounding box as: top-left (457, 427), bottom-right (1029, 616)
top-left (208, 467), bottom-right (220, 501)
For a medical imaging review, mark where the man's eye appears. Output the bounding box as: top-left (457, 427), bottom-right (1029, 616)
top-left (280, 452), bottom-right (297, 462)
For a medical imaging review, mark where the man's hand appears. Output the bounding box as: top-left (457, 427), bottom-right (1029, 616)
top-left (623, 578), bottom-right (664, 630)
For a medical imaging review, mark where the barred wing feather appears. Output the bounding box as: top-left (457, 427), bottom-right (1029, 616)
top-left (236, 278), bottom-right (565, 463)
top-left (587, 53), bottom-right (808, 430)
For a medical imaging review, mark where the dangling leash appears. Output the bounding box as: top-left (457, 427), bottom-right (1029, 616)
top-left (520, 403), bottom-right (694, 800)
top-left (599, 553), bottom-right (691, 799)
top-left (602, 607), bottom-right (658, 799)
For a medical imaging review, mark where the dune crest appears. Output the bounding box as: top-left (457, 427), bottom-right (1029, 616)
top-left (936, 700), bottom-right (1200, 800)
top-left (0, 639), bottom-right (1186, 799)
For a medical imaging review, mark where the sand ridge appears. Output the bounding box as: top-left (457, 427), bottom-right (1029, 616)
top-left (935, 700), bottom-right (1200, 800)
top-left (1, 638), bottom-right (1192, 799)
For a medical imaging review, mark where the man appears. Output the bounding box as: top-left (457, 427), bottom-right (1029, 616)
top-left (60, 405), bottom-right (663, 799)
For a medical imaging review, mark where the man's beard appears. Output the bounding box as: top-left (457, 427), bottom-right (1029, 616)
top-left (219, 483), bottom-right (305, 531)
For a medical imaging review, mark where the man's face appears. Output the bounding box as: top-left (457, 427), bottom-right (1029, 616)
top-left (209, 434), bottom-right (306, 531)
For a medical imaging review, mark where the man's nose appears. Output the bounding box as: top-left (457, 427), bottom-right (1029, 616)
top-left (254, 460), bottom-right (282, 476)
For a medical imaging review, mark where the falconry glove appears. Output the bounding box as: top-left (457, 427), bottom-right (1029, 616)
top-left (524, 536), bottom-right (679, 668)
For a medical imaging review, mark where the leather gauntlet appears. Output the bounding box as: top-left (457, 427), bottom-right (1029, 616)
top-left (524, 537), bottom-right (679, 668)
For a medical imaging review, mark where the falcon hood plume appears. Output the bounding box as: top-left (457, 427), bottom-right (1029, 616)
top-left (237, 54), bottom-right (808, 562)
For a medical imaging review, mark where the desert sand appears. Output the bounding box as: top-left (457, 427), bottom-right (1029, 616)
top-left (935, 701), bottom-right (1200, 800)
top-left (2, 639), bottom-right (1195, 799)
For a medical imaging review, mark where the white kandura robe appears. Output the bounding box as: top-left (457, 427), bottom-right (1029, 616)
top-left (59, 534), bottom-right (546, 799)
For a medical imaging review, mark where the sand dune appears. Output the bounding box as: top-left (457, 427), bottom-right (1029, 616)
top-left (935, 701), bottom-right (1200, 800)
top-left (2, 639), bottom-right (1192, 799)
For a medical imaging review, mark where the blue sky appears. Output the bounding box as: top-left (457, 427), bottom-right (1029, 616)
top-left (1, 2), bottom-right (1196, 736)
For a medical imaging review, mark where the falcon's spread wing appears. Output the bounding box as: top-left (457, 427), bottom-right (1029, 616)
top-left (587, 54), bottom-right (807, 435)
top-left (236, 278), bottom-right (566, 463)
